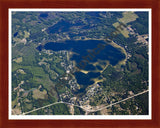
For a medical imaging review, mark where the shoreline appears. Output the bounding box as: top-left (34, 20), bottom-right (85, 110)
top-left (109, 41), bottom-right (127, 65)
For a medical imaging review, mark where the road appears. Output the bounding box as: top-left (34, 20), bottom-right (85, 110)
top-left (22, 89), bottom-right (149, 115)
top-left (86, 89), bottom-right (149, 112)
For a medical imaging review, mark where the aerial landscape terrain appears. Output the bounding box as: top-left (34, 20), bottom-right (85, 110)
top-left (11, 10), bottom-right (149, 116)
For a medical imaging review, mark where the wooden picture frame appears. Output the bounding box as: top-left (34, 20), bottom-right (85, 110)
top-left (0, 0), bottom-right (160, 127)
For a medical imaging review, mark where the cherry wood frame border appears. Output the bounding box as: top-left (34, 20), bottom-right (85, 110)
top-left (0, 0), bottom-right (160, 128)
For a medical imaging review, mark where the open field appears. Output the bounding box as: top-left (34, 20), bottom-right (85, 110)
top-left (113, 12), bottom-right (138, 38)
top-left (113, 22), bottom-right (129, 38)
top-left (118, 11), bottom-right (138, 24)
top-left (13, 57), bottom-right (22, 63)
top-left (33, 89), bottom-right (47, 100)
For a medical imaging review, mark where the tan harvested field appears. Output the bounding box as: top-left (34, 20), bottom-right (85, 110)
top-left (118, 11), bottom-right (138, 24)
top-left (13, 57), bottom-right (22, 63)
top-left (113, 11), bottom-right (138, 38)
top-left (12, 108), bottom-right (21, 115)
top-left (24, 31), bottom-right (30, 38)
top-left (113, 22), bottom-right (129, 38)
top-left (33, 89), bottom-right (47, 100)
top-left (17, 69), bottom-right (26, 74)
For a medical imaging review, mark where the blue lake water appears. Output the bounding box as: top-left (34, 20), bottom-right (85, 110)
top-left (39, 13), bottom-right (48, 18)
top-left (44, 40), bottom-right (125, 67)
top-left (14, 32), bottom-right (18, 37)
top-left (41, 40), bottom-right (126, 91)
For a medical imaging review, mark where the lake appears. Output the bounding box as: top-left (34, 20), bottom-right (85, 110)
top-left (46, 20), bottom-right (84, 34)
top-left (41, 40), bottom-right (125, 92)
top-left (44, 40), bottom-right (125, 67)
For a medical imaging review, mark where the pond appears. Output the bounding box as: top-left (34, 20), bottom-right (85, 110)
top-left (13, 32), bottom-right (18, 37)
top-left (39, 13), bottom-right (48, 18)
